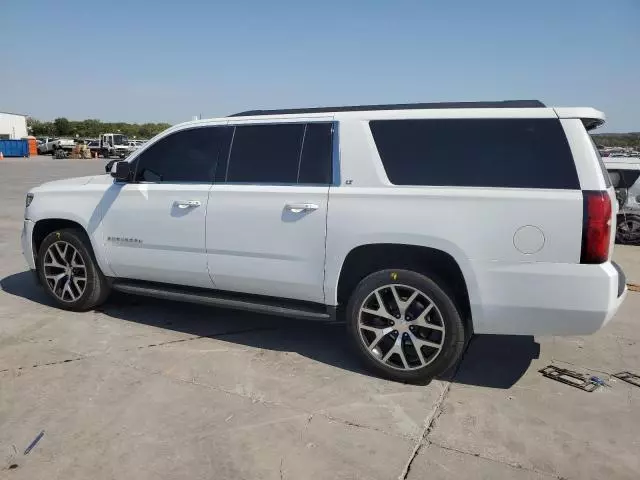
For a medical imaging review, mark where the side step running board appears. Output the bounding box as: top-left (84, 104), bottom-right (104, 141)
top-left (111, 281), bottom-right (334, 321)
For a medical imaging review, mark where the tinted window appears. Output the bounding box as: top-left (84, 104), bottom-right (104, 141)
top-left (134, 126), bottom-right (232, 183)
top-left (298, 123), bottom-right (333, 184)
top-left (370, 118), bottom-right (579, 189)
top-left (226, 124), bottom-right (304, 183)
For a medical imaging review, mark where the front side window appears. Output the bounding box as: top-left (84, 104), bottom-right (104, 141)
top-left (370, 118), bottom-right (579, 189)
top-left (134, 126), bottom-right (232, 183)
top-left (225, 122), bottom-right (333, 184)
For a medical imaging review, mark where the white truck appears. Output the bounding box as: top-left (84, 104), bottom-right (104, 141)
top-left (37, 137), bottom-right (76, 155)
top-left (21, 100), bottom-right (626, 382)
top-left (99, 133), bottom-right (130, 158)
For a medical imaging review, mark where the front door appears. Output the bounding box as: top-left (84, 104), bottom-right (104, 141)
top-left (101, 123), bottom-right (232, 288)
top-left (206, 120), bottom-right (334, 303)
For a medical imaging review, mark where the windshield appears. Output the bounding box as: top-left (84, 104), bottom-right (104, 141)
top-left (113, 134), bottom-right (128, 145)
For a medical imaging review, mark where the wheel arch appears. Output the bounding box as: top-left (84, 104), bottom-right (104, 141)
top-left (333, 242), bottom-right (478, 332)
top-left (31, 218), bottom-right (111, 275)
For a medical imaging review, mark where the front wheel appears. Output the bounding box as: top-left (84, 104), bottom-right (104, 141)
top-left (346, 269), bottom-right (466, 383)
top-left (37, 228), bottom-right (111, 311)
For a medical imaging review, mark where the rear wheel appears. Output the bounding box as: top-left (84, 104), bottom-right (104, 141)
top-left (37, 229), bottom-right (111, 311)
top-left (346, 269), bottom-right (466, 383)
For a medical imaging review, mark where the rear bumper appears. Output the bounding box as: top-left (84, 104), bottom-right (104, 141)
top-left (471, 260), bottom-right (627, 336)
top-left (612, 261), bottom-right (626, 297)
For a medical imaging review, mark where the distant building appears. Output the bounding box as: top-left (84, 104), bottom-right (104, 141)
top-left (0, 111), bottom-right (28, 139)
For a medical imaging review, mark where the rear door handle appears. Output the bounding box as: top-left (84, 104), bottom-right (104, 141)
top-left (285, 203), bottom-right (319, 213)
top-left (174, 200), bottom-right (201, 209)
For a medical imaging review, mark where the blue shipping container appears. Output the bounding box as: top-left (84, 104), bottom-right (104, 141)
top-left (0, 139), bottom-right (29, 157)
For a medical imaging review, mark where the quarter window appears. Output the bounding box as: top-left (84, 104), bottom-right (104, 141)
top-left (370, 118), bottom-right (579, 189)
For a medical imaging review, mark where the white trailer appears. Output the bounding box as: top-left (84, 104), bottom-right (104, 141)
top-left (0, 111), bottom-right (28, 139)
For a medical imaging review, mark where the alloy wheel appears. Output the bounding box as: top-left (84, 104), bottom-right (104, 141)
top-left (43, 241), bottom-right (87, 302)
top-left (357, 284), bottom-right (446, 371)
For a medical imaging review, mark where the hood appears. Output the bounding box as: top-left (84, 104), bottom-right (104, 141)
top-left (32, 175), bottom-right (96, 192)
top-left (87, 174), bottom-right (115, 185)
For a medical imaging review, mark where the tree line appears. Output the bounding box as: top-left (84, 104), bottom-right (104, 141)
top-left (27, 117), bottom-right (172, 139)
top-left (25, 117), bottom-right (639, 148)
top-left (591, 133), bottom-right (640, 148)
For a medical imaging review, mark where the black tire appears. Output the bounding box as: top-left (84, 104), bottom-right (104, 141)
top-left (346, 269), bottom-right (466, 383)
top-left (37, 228), bottom-right (111, 311)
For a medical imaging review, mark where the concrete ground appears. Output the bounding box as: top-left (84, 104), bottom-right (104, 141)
top-left (1, 157), bottom-right (639, 479)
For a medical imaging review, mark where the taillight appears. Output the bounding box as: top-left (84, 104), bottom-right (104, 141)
top-left (581, 191), bottom-right (612, 264)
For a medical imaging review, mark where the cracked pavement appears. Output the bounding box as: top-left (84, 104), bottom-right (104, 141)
top-left (1, 158), bottom-right (639, 479)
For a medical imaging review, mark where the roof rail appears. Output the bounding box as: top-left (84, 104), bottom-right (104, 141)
top-left (229, 100), bottom-right (546, 117)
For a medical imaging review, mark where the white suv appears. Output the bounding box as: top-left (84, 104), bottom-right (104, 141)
top-left (21, 100), bottom-right (627, 382)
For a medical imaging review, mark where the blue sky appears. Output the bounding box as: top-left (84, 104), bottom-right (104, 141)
top-left (2, 0), bottom-right (639, 131)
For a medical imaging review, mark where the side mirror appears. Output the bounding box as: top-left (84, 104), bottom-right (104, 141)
top-left (110, 161), bottom-right (131, 181)
top-left (105, 159), bottom-right (116, 173)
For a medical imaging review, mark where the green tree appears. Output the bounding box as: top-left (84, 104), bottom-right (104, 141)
top-left (53, 117), bottom-right (71, 136)
top-left (26, 117), bottom-right (171, 140)
top-left (592, 133), bottom-right (640, 149)
top-left (27, 118), bottom-right (54, 136)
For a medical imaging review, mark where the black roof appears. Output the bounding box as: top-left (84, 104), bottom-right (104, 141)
top-left (229, 100), bottom-right (545, 117)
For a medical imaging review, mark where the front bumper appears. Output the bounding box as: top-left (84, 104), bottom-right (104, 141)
top-left (21, 219), bottom-right (36, 270)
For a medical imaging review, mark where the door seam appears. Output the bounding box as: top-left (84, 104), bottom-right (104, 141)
top-left (205, 184), bottom-right (216, 288)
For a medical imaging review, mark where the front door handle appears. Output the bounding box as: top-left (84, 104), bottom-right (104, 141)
top-left (174, 200), bottom-right (202, 209)
top-left (285, 202), bottom-right (319, 213)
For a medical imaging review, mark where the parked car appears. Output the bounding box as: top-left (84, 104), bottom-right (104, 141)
top-left (605, 156), bottom-right (640, 244)
top-left (21, 100), bottom-right (626, 382)
top-left (126, 140), bottom-right (143, 155)
top-left (37, 137), bottom-right (76, 155)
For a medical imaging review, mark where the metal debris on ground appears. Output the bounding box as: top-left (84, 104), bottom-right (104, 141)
top-left (613, 371), bottom-right (640, 388)
top-left (539, 365), bottom-right (599, 392)
top-left (23, 430), bottom-right (45, 455)
top-left (627, 283), bottom-right (640, 293)
top-left (589, 376), bottom-right (610, 388)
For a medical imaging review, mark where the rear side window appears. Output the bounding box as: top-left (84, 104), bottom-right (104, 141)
top-left (134, 126), bottom-right (232, 183)
top-left (227, 124), bottom-right (304, 183)
top-left (225, 123), bottom-right (333, 184)
top-left (370, 118), bottom-right (579, 189)
top-left (298, 123), bottom-right (333, 184)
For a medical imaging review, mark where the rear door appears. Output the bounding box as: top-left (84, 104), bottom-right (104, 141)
top-left (206, 119), bottom-right (334, 303)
